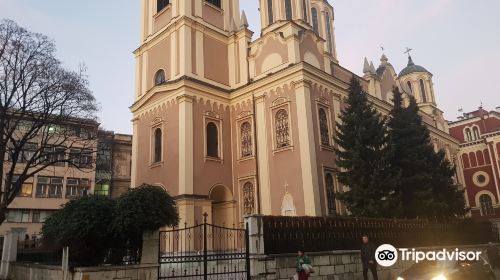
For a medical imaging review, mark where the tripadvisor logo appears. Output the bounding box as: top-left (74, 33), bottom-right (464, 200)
top-left (374, 244), bottom-right (482, 267)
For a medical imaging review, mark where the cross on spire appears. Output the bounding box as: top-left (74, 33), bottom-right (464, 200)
top-left (404, 47), bottom-right (413, 58)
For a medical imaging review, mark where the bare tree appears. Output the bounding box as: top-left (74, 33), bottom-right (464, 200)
top-left (0, 19), bottom-right (99, 224)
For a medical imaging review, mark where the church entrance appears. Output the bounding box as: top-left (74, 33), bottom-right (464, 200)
top-left (209, 185), bottom-right (235, 227)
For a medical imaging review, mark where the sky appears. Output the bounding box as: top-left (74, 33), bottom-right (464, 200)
top-left (1, 0), bottom-right (499, 134)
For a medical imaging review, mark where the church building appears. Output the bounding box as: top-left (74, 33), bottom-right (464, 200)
top-left (131, 0), bottom-right (464, 227)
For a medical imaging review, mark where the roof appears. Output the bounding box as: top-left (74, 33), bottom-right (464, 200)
top-left (398, 56), bottom-right (430, 77)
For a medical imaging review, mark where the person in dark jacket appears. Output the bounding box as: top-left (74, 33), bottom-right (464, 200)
top-left (487, 242), bottom-right (499, 269)
top-left (361, 235), bottom-right (378, 280)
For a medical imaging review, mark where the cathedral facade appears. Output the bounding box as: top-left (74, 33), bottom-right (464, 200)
top-left (131, 0), bottom-right (464, 227)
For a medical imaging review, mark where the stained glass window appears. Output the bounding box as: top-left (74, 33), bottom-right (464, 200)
top-left (275, 109), bottom-right (290, 148)
top-left (326, 173), bottom-right (336, 215)
top-left (319, 108), bottom-right (329, 146)
top-left (480, 194), bottom-right (494, 216)
top-left (243, 182), bottom-right (255, 216)
top-left (241, 122), bottom-right (252, 157)
top-left (207, 122), bottom-right (219, 158)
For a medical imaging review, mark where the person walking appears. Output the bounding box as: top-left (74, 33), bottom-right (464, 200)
top-left (487, 242), bottom-right (498, 269)
top-left (295, 249), bottom-right (313, 280)
top-left (361, 235), bottom-right (378, 280)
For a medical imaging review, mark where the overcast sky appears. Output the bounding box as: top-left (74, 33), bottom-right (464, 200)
top-left (1, 0), bottom-right (499, 134)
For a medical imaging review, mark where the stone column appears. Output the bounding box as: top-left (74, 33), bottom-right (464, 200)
top-left (0, 228), bottom-right (26, 280)
top-left (141, 230), bottom-right (160, 265)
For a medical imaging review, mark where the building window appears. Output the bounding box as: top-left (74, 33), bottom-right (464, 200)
top-left (243, 182), bottom-right (255, 216)
top-left (32, 210), bottom-right (53, 223)
top-left (6, 210), bottom-right (30, 223)
top-left (41, 146), bottom-right (66, 166)
top-left (66, 178), bottom-right (90, 198)
top-left (36, 177), bottom-right (63, 198)
top-left (240, 122), bottom-right (253, 158)
top-left (206, 0), bottom-right (221, 8)
top-left (206, 122), bottom-right (219, 158)
top-left (153, 127), bottom-right (162, 163)
top-left (472, 127), bottom-right (480, 140)
top-left (267, 0), bottom-right (274, 25)
top-left (319, 108), bottom-right (330, 146)
top-left (154, 69), bottom-right (166, 86)
top-left (69, 149), bottom-right (93, 168)
top-left (311, 8), bottom-right (319, 34)
top-left (465, 128), bottom-right (472, 142)
top-left (157, 0), bottom-right (170, 13)
top-left (10, 142), bottom-right (38, 163)
top-left (406, 81), bottom-right (412, 93)
top-left (302, 0), bottom-right (308, 21)
top-left (325, 13), bottom-right (333, 54)
top-left (325, 173), bottom-right (336, 215)
top-left (95, 183), bottom-right (110, 197)
top-left (419, 79), bottom-right (427, 103)
top-left (285, 0), bottom-right (293, 20)
top-left (8, 175), bottom-right (34, 197)
top-left (479, 194), bottom-right (495, 216)
top-left (275, 109), bottom-right (290, 148)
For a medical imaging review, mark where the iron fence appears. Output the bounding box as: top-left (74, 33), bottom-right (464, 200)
top-left (262, 216), bottom-right (499, 254)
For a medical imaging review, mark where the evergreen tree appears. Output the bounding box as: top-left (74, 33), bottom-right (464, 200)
top-left (388, 87), bottom-right (466, 220)
top-left (335, 77), bottom-right (396, 217)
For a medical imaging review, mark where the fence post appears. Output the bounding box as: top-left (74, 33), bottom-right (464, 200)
top-left (0, 228), bottom-right (26, 280)
top-left (203, 213), bottom-right (208, 280)
top-left (245, 215), bottom-right (265, 255)
top-left (62, 246), bottom-right (69, 280)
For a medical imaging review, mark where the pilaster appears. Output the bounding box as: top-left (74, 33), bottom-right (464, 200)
top-left (178, 94), bottom-right (194, 195)
top-left (255, 94), bottom-right (272, 215)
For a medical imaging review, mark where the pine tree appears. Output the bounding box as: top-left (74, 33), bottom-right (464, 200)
top-left (335, 77), bottom-right (396, 217)
top-left (388, 88), bottom-right (466, 220)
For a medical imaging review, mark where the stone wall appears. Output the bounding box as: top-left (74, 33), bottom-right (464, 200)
top-left (8, 263), bottom-right (158, 280)
top-left (250, 245), bottom-right (494, 280)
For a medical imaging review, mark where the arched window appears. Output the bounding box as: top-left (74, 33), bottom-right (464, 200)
top-left (325, 13), bottom-right (333, 54)
top-left (325, 173), bottom-right (336, 215)
top-left (419, 79), bottom-right (427, 102)
top-left (275, 109), bottom-right (290, 148)
top-left (479, 194), bottom-right (495, 216)
top-left (465, 128), bottom-right (472, 142)
top-left (207, 0), bottom-right (221, 8)
top-left (406, 81), bottom-right (412, 93)
top-left (241, 122), bottom-right (253, 158)
top-left (472, 127), bottom-right (480, 140)
top-left (206, 122), bottom-right (219, 158)
top-left (154, 69), bottom-right (166, 86)
top-left (462, 154), bottom-right (470, 169)
top-left (311, 8), bottom-right (319, 34)
top-left (157, 0), bottom-right (170, 13)
top-left (267, 0), bottom-right (274, 25)
top-left (319, 108), bottom-right (330, 146)
top-left (243, 182), bottom-right (255, 216)
top-left (154, 128), bottom-right (162, 163)
top-left (285, 0), bottom-right (293, 20)
top-left (302, 0), bottom-right (308, 21)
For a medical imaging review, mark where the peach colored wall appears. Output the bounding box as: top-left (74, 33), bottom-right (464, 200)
top-left (203, 4), bottom-right (224, 30)
top-left (310, 84), bottom-right (339, 216)
top-left (153, 6), bottom-right (172, 34)
top-left (135, 100), bottom-right (179, 195)
top-left (192, 99), bottom-right (233, 198)
top-left (265, 85), bottom-right (305, 216)
top-left (255, 37), bottom-right (289, 76)
top-left (203, 35), bottom-right (229, 85)
top-left (300, 34), bottom-right (325, 70)
top-left (147, 38), bottom-right (171, 90)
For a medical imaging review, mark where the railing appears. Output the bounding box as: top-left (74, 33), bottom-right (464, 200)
top-left (261, 216), bottom-right (499, 254)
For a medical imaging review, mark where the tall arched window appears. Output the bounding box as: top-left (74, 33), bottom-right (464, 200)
top-left (275, 109), bottom-right (290, 148)
top-left (154, 128), bottom-right (162, 163)
top-left (311, 8), bottom-right (319, 34)
top-left (302, 0), bottom-right (308, 21)
top-left (157, 0), bottom-right (170, 13)
top-left (241, 122), bottom-right (253, 158)
top-left (325, 13), bottom-right (333, 54)
top-left (207, 0), bottom-right (221, 8)
top-left (206, 122), bottom-right (219, 158)
top-left (319, 108), bottom-right (330, 146)
top-left (285, 0), bottom-right (293, 20)
top-left (419, 79), bottom-right (427, 102)
top-left (406, 81), bottom-right (412, 93)
top-left (472, 127), bottom-right (480, 140)
top-left (155, 69), bottom-right (166, 86)
top-left (243, 182), bottom-right (255, 216)
top-left (465, 128), bottom-right (472, 142)
top-left (267, 0), bottom-right (274, 25)
top-left (325, 173), bottom-right (336, 215)
top-left (479, 194), bottom-right (495, 216)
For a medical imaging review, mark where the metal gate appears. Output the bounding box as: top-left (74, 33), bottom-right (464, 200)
top-left (158, 214), bottom-right (250, 279)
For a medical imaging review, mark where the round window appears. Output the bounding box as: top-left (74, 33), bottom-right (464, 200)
top-left (473, 171), bottom-right (489, 187)
top-left (477, 175), bottom-right (486, 184)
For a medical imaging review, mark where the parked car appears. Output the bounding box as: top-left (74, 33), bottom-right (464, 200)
top-left (397, 257), bottom-right (496, 280)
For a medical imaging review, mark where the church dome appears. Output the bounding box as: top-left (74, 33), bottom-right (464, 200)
top-left (399, 56), bottom-right (430, 77)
